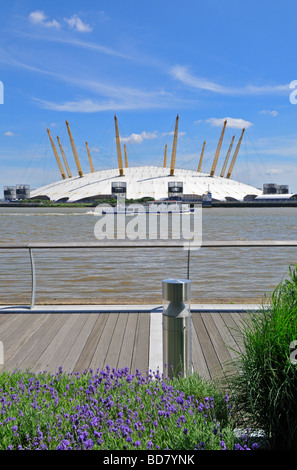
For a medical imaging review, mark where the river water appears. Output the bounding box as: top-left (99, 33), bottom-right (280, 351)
top-left (0, 206), bottom-right (296, 304)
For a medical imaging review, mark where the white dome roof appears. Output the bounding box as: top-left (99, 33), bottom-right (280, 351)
top-left (30, 165), bottom-right (262, 202)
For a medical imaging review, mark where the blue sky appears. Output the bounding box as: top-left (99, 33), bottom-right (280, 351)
top-left (1, 0), bottom-right (297, 195)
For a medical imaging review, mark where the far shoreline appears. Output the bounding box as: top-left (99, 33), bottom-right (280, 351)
top-left (1, 200), bottom-right (297, 208)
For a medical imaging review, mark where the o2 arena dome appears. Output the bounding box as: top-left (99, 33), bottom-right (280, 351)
top-left (30, 115), bottom-right (262, 203)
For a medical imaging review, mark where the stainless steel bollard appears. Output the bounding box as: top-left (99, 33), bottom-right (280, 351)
top-left (162, 279), bottom-right (192, 379)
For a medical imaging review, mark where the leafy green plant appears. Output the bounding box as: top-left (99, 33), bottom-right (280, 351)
top-left (228, 265), bottom-right (297, 450)
top-left (0, 367), bottom-right (256, 450)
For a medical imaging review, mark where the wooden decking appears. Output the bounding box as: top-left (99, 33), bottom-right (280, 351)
top-left (191, 310), bottom-right (249, 381)
top-left (0, 305), bottom-right (254, 381)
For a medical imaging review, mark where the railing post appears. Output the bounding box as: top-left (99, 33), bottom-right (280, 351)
top-left (29, 248), bottom-right (36, 309)
top-left (187, 248), bottom-right (190, 279)
top-left (162, 278), bottom-right (192, 379)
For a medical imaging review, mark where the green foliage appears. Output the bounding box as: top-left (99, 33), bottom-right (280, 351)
top-left (17, 197), bottom-right (155, 207)
top-left (228, 264), bottom-right (297, 450)
top-left (0, 368), bottom-right (255, 450)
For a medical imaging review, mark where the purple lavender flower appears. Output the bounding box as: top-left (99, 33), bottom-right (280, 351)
top-left (0, 366), bottom-right (262, 451)
top-left (220, 440), bottom-right (227, 450)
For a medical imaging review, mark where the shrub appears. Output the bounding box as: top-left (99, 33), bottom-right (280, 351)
top-left (0, 367), bottom-right (256, 450)
top-left (228, 265), bottom-right (297, 450)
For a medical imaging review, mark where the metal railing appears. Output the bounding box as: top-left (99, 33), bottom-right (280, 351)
top-left (1, 240), bottom-right (297, 309)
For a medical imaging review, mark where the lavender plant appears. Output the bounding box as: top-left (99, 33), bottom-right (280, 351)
top-left (0, 366), bottom-right (256, 450)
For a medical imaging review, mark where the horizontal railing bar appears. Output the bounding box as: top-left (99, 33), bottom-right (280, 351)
top-left (203, 240), bottom-right (297, 247)
top-left (0, 240), bottom-right (297, 249)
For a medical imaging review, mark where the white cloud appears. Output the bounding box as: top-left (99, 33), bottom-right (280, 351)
top-left (253, 136), bottom-right (297, 157)
top-left (265, 168), bottom-right (284, 175)
top-left (52, 37), bottom-right (128, 58)
top-left (121, 131), bottom-right (158, 144)
top-left (171, 65), bottom-right (227, 93)
top-left (260, 110), bottom-right (279, 117)
top-left (28, 11), bottom-right (92, 32)
top-left (29, 10), bottom-right (47, 24)
top-left (90, 146), bottom-right (100, 153)
top-left (171, 65), bottom-right (290, 95)
top-left (33, 97), bottom-right (160, 113)
top-left (28, 10), bottom-right (60, 29)
top-left (33, 98), bottom-right (111, 113)
top-left (206, 117), bottom-right (254, 129)
top-left (162, 131), bottom-right (186, 138)
top-left (4, 131), bottom-right (15, 136)
top-left (64, 15), bottom-right (92, 33)
top-left (32, 77), bottom-right (180, 111)
top-left (34, 92), bottom-right (184, 112)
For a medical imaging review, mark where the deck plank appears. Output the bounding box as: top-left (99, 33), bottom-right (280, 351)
top-left (0, 314), bottom-right (30, 342)
top-left (49, 314), bottom-right (90, 373)
top-left (191, 313), bottom-right (224, 380)
top-left (211, 312), bottom-right (240, 359)
top-left (117, 313), bottom-right (138, 371)
top-left (218, 311), bottom-right (245, 354)
top-left (104, 313), bottom-right (128, 370)
top-left (12, 314), bottom-right (63, 372)
top-left (74, 313), bottom-right (109, 373)
top-left (228, 312), bottom-right (249, 353)
top-left (131, 313), bottom-right (150, 373)
top-left (32, 314), bottom-right (74, 373)
top-left (202, 313), bottom-right (237, 377)
top-left (191, 318), bottom-right (211, 381)
top-left (0, 308), bottom-right (252, 379)
top-left (202, 314), bottom-right (231, 364)
top-left (3, 314), bottom-right (52, 364)
top-left (5, 313), bottom-right (53, 370)
top-left (90, 313), bottom-right (119, 371)
top-left (61, 314), bottom-right (98, 372)
top-left (192, 313), bottom-right (228, 380)
top-left (210, 312), bottom-right (241, 360)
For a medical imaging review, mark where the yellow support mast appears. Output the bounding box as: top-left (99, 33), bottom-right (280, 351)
top-left (65, 120), bottom-right (83, 177)
top-left (86, 142), bottom-right (95, 173)
top-left (163, 144), bottom-right (167, 168)
top-left (47, 129), bottom-right (66, 180)
top-left (220, 135), bottom-right (235, 178)
top-left (124, 144), bottom-right (128, 168)
top-left (170, 114), bottom-right (179, 176)
top-left (197, 141), bottom-right (206, 172)
top-left (56, 136), bottom-right (72, 178)
top-left (114, 115), bottom-right (124, 176)
top-left (209, 119), bottom-right (227, 177)
top-left (226, 128), bottom-right (245, 179)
